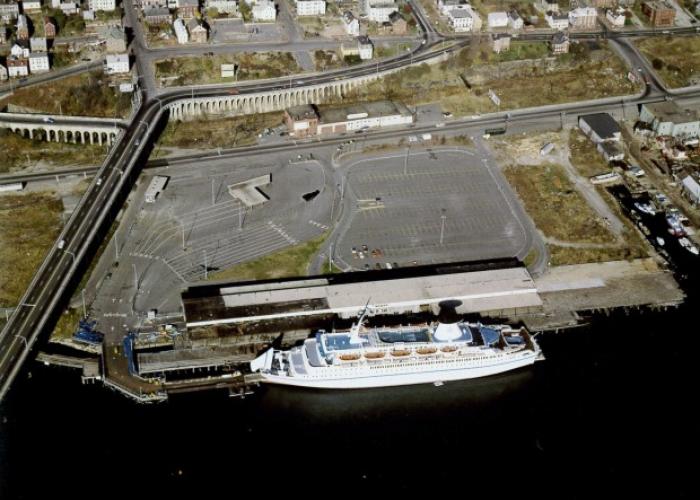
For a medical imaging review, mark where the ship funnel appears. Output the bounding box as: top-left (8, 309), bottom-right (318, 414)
top-left (434, 300), bottom-right (463, 341)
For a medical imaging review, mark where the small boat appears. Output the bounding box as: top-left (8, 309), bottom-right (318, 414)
top-left (390, 349), bottom-right (411, 357)
top-left (416, 347), bottom-right (438, 355)
top-left (634, 201), bottom-right (657, 216)
top-left (433, 381), bottom-right (444, 387)
top-left (339, 354), bottom-right (361, 361)
top-left (666, 214), bottom-right (686, 237)
top-left (679, 238), bottom-right (700, 255)
top-left (440, 345), bottom-right (458, 353)
top-left (656, 236), bottom-right (665, 246)
top-left (364, 351), bottom-right (385, 360)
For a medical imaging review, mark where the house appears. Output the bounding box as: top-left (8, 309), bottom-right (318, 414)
top-left (446, 7), bottom-right (477, 32)
top-left (205, 0), bottom-right (239, 15)
top-left (22, 0), bottom-right (42, 12)
top-left (173, 17), bottom-right (188, 43)
top-left (43, 17), bottom-right (56, 38)
top-left (386, 10), bottom-right (407, 34)
top-left (508, 10), bottom-right (523, 30)
top-left (285, 104), bottom-right (319, 138)
top-left (104, 53), bottom-right (130, 74)
top-left (357, 35), bottom-right (373, 60)
top-left (539, 0), bottom-right (559, 13)
top-left (579, 113), bottom-right (622, 144)
top-left (597, 141), bottom-right (625, 163)
top-left (342, 11), bottom-right (359, 36)
top-left (100, 25), bottom-right (127, 52)
top-left (551, 31), bottom-right (569, 53)
top-left (491, 33), bottom-right (511, 53)
top-left (296, 0), bottom-right (325, 16)
top-left (10, 41), bottom-right (30, 58)
top-left (252, 0), bottom-right (276, 21)
top-left (58, 1), bottom-right (79, 15)
top-left (568, 7), bottom-right (597, 28)
top-left (28, 52), bottom-right (50, 73)
top-left (642, 1), bottom-right (675, 27)
top-left (545, 11), bottom-right (569, 30)
top-left (144, 7), bottom-right (172, 24)
top-left (437, 0), bottom-right (468, 15)
top-left (606, 8), bottom-right (626, 27)
top-left (187, 17), bottom-right (208, 43)
top-left (365, 0), bottom-right (398, 23)
top-left (487, 11), bottom-right (508, 29)
top-left (88, 0), bottom-right (116, 10)
top-left (0, 63), bottom-right (8, 81)
top-left (0, 1), bottom-right (20, 22)
top-left (681, 175), bottom-right (700, 205)
top-left (30, 36), bottom-right (47, 52)
top-left (7, 57), bottom-right (29, 78)
top-left (177, 0), bottom-right (200, 18)
top-left (16, 14), bottom-right (29, 40)
top-left (639, 102), bottom-right (700, 139)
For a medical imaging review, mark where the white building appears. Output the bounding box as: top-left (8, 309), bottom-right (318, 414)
top-left (7, 58), bottom-right (29, 78)
top-left (104, 53), bottom-right (130, 74)
top-left (357, 35), bottom-right (373, 60)
top-left (487, 11), bottom-right (508, 29)
top-left (0, 64), bottom-right (8, 81)
top-left (88, 0), bottom-right (116, 11)
top-left (30, 37), bottom-right (47, 52)
top-left (438, 0), bottom-right (468, 16)
top-left (316, 100), bottom-right (414, 135)
top-left (252, 0), bottom-right (276, 21)
top-left (205, 0), bottom-right (239, 14)
top-left (342, 11), bottom-right (359, 36)
top-left (22, 0), bottom-right (42, 12)
top-left (174, 17), bottom-right (188, 43)
top-left (446, 6), bottom-right (480, 32)
top-left (606, 8), bottom-right (626, 27)
top-left (568, 7), bottom-right (597, 28)
top-left (539, 0), bottom-right (559, 13)
top-left (0, 2), bottom-right (20, 22)
top-left (365, 0), bottom-right (398, 23)
top-left (29, 52), bottom-right (50, 73)
top-left (545, 11), bottom-right (569, 30)
top-left (59, 1), bottom-right (80, 14)
top-left (10, 43), bottom-right (30, 58)
top-left (296, 0), bottom-right (325, 16)
top-left (508, 10), bottom-right (523, 30)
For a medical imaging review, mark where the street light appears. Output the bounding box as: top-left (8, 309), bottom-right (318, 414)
top-left (439, 209), bottom-right (447, 246)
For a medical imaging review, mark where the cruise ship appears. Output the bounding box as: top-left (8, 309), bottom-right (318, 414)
top-left (250, 316), bottom-right (543, 389)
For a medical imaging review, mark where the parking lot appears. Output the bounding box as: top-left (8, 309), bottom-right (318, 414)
top-left (333, 148), bottom-right (532, 269)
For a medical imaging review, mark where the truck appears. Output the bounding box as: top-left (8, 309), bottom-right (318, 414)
top-left (421, 133), bottom-right (432, 141)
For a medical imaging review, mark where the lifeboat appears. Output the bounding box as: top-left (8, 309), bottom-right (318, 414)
top-left (390, 349), bottom-right (411, 357)
top-left (339, 353), bottom-right (361, 361)
top-left (416, 347), bottom-right (437, 355)
top-left (440, 346), bottom-right (458, 353)
top-left (364, 351), bottom-right (386, 360)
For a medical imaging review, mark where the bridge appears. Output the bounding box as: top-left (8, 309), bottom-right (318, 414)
top-left (0, 113), bottom-right (127, 145)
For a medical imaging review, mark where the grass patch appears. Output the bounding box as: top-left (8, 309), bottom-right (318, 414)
top-left (208, 232), bottom-right (329, 282)
top-left (0, 129), bottom-right (107, 174)
top-left (155, 112), bottom-right (283, 151)
top-left (0, 70), bottom-right (131, 118)
top-left (548, 245), bottom-right (643, 266)
top-left (636, 36), bottom-right (700, 88)
top-left (0, 192), bottom-right (63, 308)
top-left (568, 129), bottom-right (612, 178)
top-left (51, 307), bottom-right (81, 340)
top-left (155, 52), bottom-right (301, 87)
top-left (504, 163), bottom-right (616, 245)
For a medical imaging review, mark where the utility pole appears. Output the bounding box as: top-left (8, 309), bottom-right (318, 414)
top-left (403, 144), bottom-right (410, 175)
top-left (328, 243), bottom-right (333, 273)
top-left (211, 177), bottom-right (215, 206)
top-left (440, 209), bottom-right (447, 246)
top-left (133, 263), bottom-right (138, 291)
top-left (203, 250), bottom-right (208, 280)
top-left (181, 221), bottom-right (186, 250)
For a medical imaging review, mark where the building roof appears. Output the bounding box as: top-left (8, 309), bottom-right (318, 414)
top-left (144, 7), bottom-right (170, 15)
top-left (106, 53), bottom-right (128, 64)
top-left (644, 102), bottom-right (700, 123)
top-left (357, 35), bottom-right (372, 46)
top-left (286, 104), bottom-right (318, 121)
top-left (682, 175), bottom-right (700, 200)
top-left (179, 0), bottom-right (199, 6)
top-left (552, 31), bottom-right (569, 44)
top-left (508, 10), bottom-right (521, 20)
top-left (580, 113), bottom-right (621, 139)
top-left (318, 100), bottom-right (412, 124)
top-left (29, 51), bottom-right (48, 60)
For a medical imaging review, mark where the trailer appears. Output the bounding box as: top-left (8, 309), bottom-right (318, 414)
top-left (145, 175), bottom-right (170, 203)
top-left (0, 182), bottom-right (26, 193)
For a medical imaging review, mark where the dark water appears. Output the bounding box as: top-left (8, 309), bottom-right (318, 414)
top-left (2, 225), bottom-right (698, 498)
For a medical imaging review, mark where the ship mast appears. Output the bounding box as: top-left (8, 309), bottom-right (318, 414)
top-left (349, 299), bottom-right (371, 343)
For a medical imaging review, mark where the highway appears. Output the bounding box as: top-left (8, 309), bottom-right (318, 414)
top-left (1, 13), bottom-right (700, 402)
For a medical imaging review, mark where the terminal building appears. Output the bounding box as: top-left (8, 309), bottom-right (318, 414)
top-left (181, 260), bottom-right (544, 339)
top-left (284, 100), bottom-right (414, 138)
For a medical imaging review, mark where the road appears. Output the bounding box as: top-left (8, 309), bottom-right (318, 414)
top-left (1, 12), bottom-right (700, 402)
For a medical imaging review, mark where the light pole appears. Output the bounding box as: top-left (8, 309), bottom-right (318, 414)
top-left (81, 289), bottom-right (87, 318)
top-left (403, 143), bottom-right (410, 175)
top-left (439, 209), bottom-right (446, 246)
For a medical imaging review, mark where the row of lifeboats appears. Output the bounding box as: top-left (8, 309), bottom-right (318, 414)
top-left (338, 345), bottom-right (459, 362)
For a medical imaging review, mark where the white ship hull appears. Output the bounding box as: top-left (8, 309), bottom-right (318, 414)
top-left (258, 351), bottom-right (540, 389)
